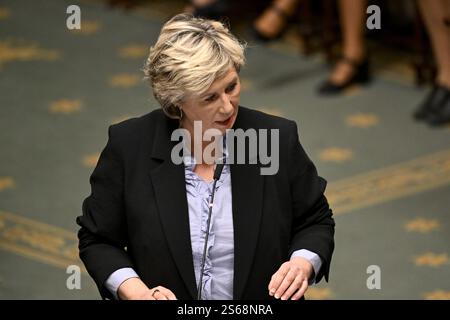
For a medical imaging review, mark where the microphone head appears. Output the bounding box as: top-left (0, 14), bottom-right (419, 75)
top-left (213, 163), bottom-right (225, 180)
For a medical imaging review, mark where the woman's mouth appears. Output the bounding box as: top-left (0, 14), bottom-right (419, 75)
top-left (215, 114), bottom-right (234, 127)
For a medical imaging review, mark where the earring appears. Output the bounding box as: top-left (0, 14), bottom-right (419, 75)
top-left (178, 107), bottom-right (183, 120)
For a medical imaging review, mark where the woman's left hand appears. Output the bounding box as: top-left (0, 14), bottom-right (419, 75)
top-left (268, 257), bottom-right (313, 300)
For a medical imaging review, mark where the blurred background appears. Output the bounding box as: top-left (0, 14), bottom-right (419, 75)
top-left (0, 0), bottom-right (449, 299)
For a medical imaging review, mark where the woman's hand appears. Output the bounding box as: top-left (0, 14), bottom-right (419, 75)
top-left (118, 278), bottom-right (177, 300)
top-left (268, 257), bottom-right (313, 300)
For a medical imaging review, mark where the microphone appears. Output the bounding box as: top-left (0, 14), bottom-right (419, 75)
top-left (213, 163), bottom-right (224, 180)
top-left (197, 163), bottom-right (225, 300)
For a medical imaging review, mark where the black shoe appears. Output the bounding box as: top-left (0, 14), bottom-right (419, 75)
top-left (317, 57), bottom-right (370, 96)
top-left (191, 0), bottom-right (228, 21)
top-left (425, 86), bottom-right (450, 126)
top-left (413, 85), bottom-right (443, 120)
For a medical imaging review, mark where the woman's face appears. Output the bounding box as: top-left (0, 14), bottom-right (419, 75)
top-left (179, 68), bottom-right (240, 136)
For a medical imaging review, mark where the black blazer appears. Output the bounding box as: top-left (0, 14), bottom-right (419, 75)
top-left (77, 106), bottom-right (335, 300)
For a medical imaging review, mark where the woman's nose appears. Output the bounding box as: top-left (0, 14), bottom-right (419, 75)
top-left (220, 94), bottom-right (234, 114)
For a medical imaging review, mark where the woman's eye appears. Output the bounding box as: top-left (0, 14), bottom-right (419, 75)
top-left (226, 83), bottom-right (237, 92)
top-left (204, 83), bottom-right (237, 102)
top-left (205, 95), bottom-right (216, 102)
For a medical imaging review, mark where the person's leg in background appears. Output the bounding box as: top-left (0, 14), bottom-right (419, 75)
top-left (251, 0), bottom-right (300, 41)
top-left (318, 0), bottom-right (369, 95)
top-left (415, 0), bottom-right (450, 126)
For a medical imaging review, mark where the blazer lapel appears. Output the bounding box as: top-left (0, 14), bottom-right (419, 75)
top-left (231, 162), bottom-right (264, 300)
top-left (148, 118), bottom-right (198, 299)
top-left (230, 108), bottom-right (265, 300)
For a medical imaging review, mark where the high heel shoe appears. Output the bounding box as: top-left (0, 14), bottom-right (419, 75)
top-left (423, 85), bottom-right (450, 126)
top-left (413, 85), bottom-right (441, 120)
top-left (317, 57), bottom-right (371, 96)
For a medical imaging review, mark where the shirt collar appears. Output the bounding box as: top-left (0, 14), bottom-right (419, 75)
top-left (182, 133), bottom-right (229, 168)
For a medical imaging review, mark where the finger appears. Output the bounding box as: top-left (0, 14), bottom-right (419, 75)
top-left (274, 268), bottom-right (298, 299)
top-left (153, 291), bottom-right (168, 300)
top-left (291, 279), bottom-right (309, 300)
top-left (167, 291), bottom-right (177, 300)
top-left (158, 287), bottom-right (177, 300)
top-left (152, 287), bottom-right (169, 300)
top-left (281, 275), bottom-right (304, 300)
top-left (268, 263), bottom-right (289, 296)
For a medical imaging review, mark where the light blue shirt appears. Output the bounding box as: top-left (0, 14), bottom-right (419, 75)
top-left (105, 137), bottom-right (322, 299)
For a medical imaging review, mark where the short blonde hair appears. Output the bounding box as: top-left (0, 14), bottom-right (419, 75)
top-left (143, 13), bottom-right (246, 119)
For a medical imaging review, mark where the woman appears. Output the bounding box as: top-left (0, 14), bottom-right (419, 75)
top-left (77, 13), bottom-right (335, 300)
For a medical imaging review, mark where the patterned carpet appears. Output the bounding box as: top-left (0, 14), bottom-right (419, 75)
top-left (0, 0), bottom-right (449, 299)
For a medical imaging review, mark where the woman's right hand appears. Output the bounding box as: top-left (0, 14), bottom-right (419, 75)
top-left (117, 277), bottom-right (177, 300)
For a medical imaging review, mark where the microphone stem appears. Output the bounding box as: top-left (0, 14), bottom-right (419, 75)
top-left (197, 177), bottom-right (219, 300)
